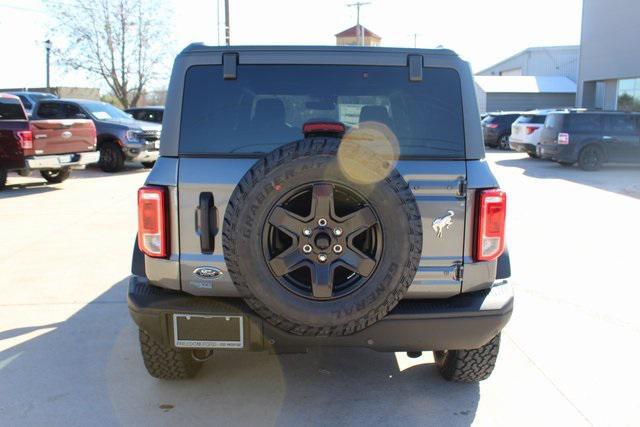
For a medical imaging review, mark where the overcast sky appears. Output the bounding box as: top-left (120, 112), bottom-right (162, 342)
top-left (0, 0), bottom-right (583, 91)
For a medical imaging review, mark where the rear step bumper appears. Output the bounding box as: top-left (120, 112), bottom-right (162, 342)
top-left (127, 275), bottom-right (514, 353)
top-left (26, 151), bottom-right (100, 170)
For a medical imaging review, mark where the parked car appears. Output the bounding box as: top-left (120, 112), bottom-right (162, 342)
top-left (128, 45), bottom-right (512, 383)
top-left (538, 110), bottom-right (640, 170)
top-left (509, 110), bottom-right (554, 157)
top-left (31, 99), bottom-right (161, 172)
top-left (481, 112), bottom-right (522, 150)
top-left (5, 91), bottom-right (58, 116)
top-left (125, 106), bottom-right (164, 124)
top-left (0, 94), bottom-right (98, 190)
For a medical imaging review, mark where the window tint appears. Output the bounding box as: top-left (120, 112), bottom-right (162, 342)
top-left (36, 101), bottom-right (65, 119)
top-left (607, 115), bottom-right (638, 135)
top-left (545, 113), bottom-right (564, 128)
top-left (565, 114), bottom-right (604, 133)
top-left (515, 114), bottom-right (546, 124)
top-left (179, 65), bottom-right (465, 158)
top-left (0, 97), bottom-right (27, 120)
top-left (64, 103), bottom-right (83, 119)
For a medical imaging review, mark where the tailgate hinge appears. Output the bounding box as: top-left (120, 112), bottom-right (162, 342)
top-left (457, 178), bottom-right (467, 197)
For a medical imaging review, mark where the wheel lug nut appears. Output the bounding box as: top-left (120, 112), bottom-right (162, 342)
top-left (333, 227), bottom-right (343, 236)
top-left (303, 244), bottom-right (312, 254)
top-left (318, 218), bottom-right (327, 227)
top-left (318, 253), bottom-right (327, 262)
top-left (333, 244), bottom-right (343, 254)
top-left (303, 228), bottom-right (312, 236)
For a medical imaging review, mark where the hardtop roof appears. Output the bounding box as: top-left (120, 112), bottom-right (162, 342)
top-left (179, 43), bottom-right (458, 58)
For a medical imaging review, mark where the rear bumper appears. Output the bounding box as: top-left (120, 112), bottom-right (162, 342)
top-left (509, 141), bottom-right (537, 154)
top-left (127, 275), bottom-right (514, 352)
top-left (539, 144), bottom-right (576, 162)
top-left (25, 151), bottom-right (100, 170)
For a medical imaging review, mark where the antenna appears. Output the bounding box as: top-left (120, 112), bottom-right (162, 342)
top-left (347, 2), bottom-right (371, 46)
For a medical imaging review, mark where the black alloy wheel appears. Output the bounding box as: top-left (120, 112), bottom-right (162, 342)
top-left (263, 182), bottom-right (382, 300)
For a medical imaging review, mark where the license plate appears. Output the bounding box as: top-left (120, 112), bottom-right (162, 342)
top-left (173, 314), bottom-right (244, 349)
top-left (58, 155), bottom-right (72, 164)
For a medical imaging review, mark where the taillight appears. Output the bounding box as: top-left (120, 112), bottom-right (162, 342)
top-left (138, 186), bottom-right (168, 258)
top-left (303, 121), bottom-right (346, 135)
top-left (16, 130), bottom-right (33, 149)
top-left (486, 123), bottom-right (499, 129)
top-left (475, 189), bottom-right (507, 262)
top-left (525, 126), bottom-right (537, 135)
top-left (558, 133), bottom-right (570, 145)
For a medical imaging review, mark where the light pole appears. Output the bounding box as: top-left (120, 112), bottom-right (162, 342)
top-left (44, 39), bottom-right (52, 89)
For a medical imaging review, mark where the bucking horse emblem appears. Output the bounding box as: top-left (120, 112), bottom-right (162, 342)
top-left (432, 210), bottom-right (455, 238)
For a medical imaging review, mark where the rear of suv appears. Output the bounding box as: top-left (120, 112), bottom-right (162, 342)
top-left (539, 110), bottom-right (640, 170)
top-left (509, 110), bottom-right (553, 157)
top-left (481, 112), bottom-right (522, 150)
top-left (128, 45), bottom-right (513, 383)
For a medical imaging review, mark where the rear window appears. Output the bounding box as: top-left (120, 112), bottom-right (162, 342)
top-left (515, 114), bottom-right (546, 124)
top-left (0, 97), bottom-right (27, 120)
top-left (179, 65), bottom-right (465, 158)
top-left (544, 113), bottom-right (564, 128)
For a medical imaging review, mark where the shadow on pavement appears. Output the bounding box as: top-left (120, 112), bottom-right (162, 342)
top-left (495, 156), bottom-right (640, 199)
top-left (0, 183), bottom-right (59, 199)
top-left (69, 163), bottom-right (150, 180)
top-left (0, 278), bottom-right (480, 426)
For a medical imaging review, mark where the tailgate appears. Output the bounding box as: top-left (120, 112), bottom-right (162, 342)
top-left (30, 119), bottom-right (96, 155)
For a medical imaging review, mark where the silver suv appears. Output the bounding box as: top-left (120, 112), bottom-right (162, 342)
top-left (128, 45), bottom-right (513, 383)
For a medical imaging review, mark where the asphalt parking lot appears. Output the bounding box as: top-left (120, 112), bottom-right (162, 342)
top-left (1, 152), bottom-right (640, 426)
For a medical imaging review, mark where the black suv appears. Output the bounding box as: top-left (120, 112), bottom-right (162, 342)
top-left (481, 112), bottom-right (522, 150)
top-left (128, 45), bottom-right (513, 383)
top-left (539, 110), bottom-right (640, 170)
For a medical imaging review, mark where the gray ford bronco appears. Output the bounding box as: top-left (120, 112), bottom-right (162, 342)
top-left (129, 45), bottom-right (513, 383)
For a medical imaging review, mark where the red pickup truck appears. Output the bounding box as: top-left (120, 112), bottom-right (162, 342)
top-left (0, 94), bottom-right (99, 190)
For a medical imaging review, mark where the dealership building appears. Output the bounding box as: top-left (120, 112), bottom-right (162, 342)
top-left (577, 0), bottom-right (640, 111)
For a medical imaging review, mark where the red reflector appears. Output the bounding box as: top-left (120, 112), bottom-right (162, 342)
top-left (558, 133), bottom-right (570, 145)
top-left (525, 126), bottom-right (537, 135)
top-left (16, 130), bottom-right (33, 149)
top-left (303, 122), bottom-right (345, 135)
top-left (137, 186), bottom-right (168, 258)
top-left (475, 189), bottom-right (507, 262)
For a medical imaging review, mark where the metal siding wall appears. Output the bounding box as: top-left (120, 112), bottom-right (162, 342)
top-left (486, 93), bottom-right (576, 112)
top-left (478, 48), bottom-right (579, 81)
top-left (578, 0), bottom-right (640, 105)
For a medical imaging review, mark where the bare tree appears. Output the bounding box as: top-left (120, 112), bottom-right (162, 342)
top-left (46, 0), bottom-right (170, 108)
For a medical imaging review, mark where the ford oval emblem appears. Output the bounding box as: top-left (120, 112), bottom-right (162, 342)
top-left (193, 266), bottom-right (223, 280)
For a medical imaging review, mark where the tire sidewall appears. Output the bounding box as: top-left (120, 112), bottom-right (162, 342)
top-left (225, 141), bottom-right (421, 333)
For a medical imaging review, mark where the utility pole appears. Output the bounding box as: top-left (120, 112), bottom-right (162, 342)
top-left (217, 0), bottom-right (220, 45)
top-left (44, 39), bottom-right (52, 89)
top-left (224, 0), bottom-right (230, 46)
top-left (412, 33), bottom-right (420, 48)
top-left (347, 2), bottom-right (371, 46)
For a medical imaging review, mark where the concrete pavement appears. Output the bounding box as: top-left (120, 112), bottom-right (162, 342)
top-left (1, 155), bottom-right (639, 426)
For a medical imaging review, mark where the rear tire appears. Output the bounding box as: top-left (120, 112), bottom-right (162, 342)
top-left (498, 135), bottom-right (511, 150)
top-left (40, 167), bottom-right (71, 183)
top-left (0, 167), bottom-right (7, 190)
top-left (138, 329), bottom-right (202, 380)
top-left (141, 161), bottom-right (156, 168)
top-left (99, 141), bottom-right (125, 172)
top-left (578, 145), bottom-right (604, 171)
top-left (527, 152), bottom-right (538, 159)
top-left (434, 334), bottom-right (500, 382)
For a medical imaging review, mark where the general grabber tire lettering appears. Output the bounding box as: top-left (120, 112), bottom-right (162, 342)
top-left (138, 330), bottom-right (202, 380)
top-left (222, 137), bottom-right (422, 337)
top-left (434, 334), bottom-right (501, 382)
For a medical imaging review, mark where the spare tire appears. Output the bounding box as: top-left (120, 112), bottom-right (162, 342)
top-left (223, 137), bottom-right (422, 336)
